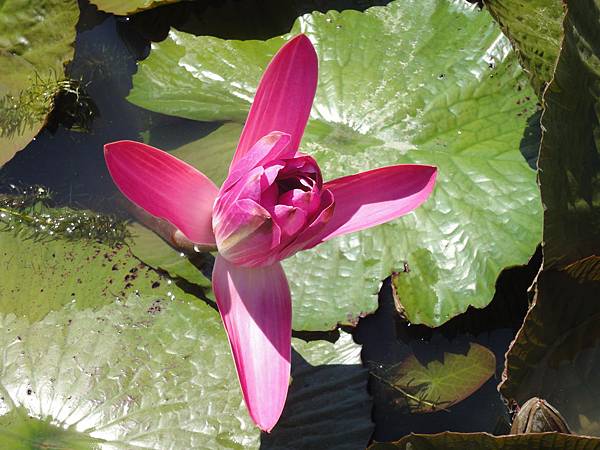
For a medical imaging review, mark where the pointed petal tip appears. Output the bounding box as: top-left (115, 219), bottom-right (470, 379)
top-left (254, 410), bottom-right (283, 433)
top-left (314, 164), bottom-right (439, 242)
top-left (289, 33), bottom-right (314, 48)
top-left (288, 33), bottom-right (317, 63)
top-left (212, 257), bottom-right (291, 435)
top-left (424, 165), bottom-right (438, 193)
top-left (232, 32), bottom-right (318, 164)
top-left (103, 140), bottom-right (135, 155)
top-left (424, 164), bottom-right (438, 183)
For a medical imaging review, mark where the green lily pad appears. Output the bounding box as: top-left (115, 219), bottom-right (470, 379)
top-left (484, 0), bottom-right (565, 96)
top-left (0, 408), bottom-right (104, 450)
top-left (0, 295), bottom-right (371, 448)
top-left (370, 431), bottom-right (600, 449)
top-left (0, 0), bottom-right (79, 167)
top-left (126, 222), bottom-right (212, 288)
top-left (128, 0), bottom-right (542, 329)
top-left (90, 0), bottom-right (180, 15)
top-left (0, 229), bottom-right (188, 321)
top-left (374, 343), bottom-right (495, 413)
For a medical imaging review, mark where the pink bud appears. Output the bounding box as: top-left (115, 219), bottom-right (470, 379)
top-left (212, 138), bottom-right (333, 267)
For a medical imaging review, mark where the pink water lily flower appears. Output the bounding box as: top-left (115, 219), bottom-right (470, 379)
top-left (104, 35), bottom-right (436, 432)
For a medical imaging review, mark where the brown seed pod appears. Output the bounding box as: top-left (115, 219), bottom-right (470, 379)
top-left (510, 397), bottom-right (571, 434)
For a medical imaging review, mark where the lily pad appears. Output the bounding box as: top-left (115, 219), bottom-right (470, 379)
top-left (499, 0), bottom-right (599, 419)
top-left (500, 0), bottom-right (600, 435)
top-left (374, 343), bottom-right (495, 413)
top-left (536, 0), bottom-right (600, 269)
top-left (0, 0), bottom-right (79, 167)
top-left (128, 1), bottom-right (542, 329)
top-left (370, 431), bottom-right (600, 449)
top-left (0, 295), bottom-right (371, 449)
top-left (126, 222), bottom-right (212, 288)
top-left (90, 0), bottom-right (180, 16)
top-left (484, 0), bottom-right (565, 96)
top-left (0, 229), bottom-right (186, 321)
top-left (0, 408), bottom-right (103, 450)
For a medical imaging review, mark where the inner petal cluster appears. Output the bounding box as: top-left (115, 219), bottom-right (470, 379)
top-left (212, 149), bottom-right (333, 267)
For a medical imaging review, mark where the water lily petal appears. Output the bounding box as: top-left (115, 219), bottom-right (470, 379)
top-left (314, 165), bottom-right (437, 243)
top-left (104, 140), bottom-right (218, 245)
top-left (232, 34), bottom-right (318, 167)
top-left (224, 131), bottom-right (291, 191)
top-left (214, 198), bottom-right (282, 266)
top-left (212, 255), bottom-right (292, 432)
top-left (274, 204), bottom-right (308, 239)
top-left (277, 189), bottom-right (335, 259)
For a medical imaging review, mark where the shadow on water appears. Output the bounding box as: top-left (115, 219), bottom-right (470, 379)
top-left (519, 109), bottom-right (542, 170)
top-left (353, 246), bottom-right (542, 442)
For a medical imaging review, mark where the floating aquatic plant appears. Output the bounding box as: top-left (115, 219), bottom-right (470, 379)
top-left (0, 184), bottom-right (129, 245)
top-left (104, 35), bottom-right (436, 431)
top-left (0, 72), bottom-right (96, 139)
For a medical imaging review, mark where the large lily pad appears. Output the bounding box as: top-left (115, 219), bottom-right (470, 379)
top-left (374, 343), bottom-right (495, 413)
top-left (500, 0), bottom-right (600, 433)
top-left (0, 296), bottom-right (259, 449)
top-left (0, 0), bottom-right (79, 167)
top-left (536, 0), bottom-right (600, 269)
top-left (484, 0), bottom-right (565, 96)
top-left (0, 229), bottom-right (186, 322)
top-left (0, 295), bottom-right (371, 449)
top-left (128, 1), bottom-right (542, 329)
top-left (90, 0), bottom-right (180, 16)
top-left (370, 431), bottom-right (600, 449)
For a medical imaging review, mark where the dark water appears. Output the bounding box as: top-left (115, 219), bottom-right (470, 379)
top-left (355, 247), bottom-right (540, 441)
top-left (1, 0), bottom-right (540, 443)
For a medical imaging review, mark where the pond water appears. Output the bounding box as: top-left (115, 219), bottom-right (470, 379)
top-left (0, 0), bottom-right (542, 444)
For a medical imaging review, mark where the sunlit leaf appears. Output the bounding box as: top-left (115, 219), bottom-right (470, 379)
top-left (0, 296), bottom-right (371, 449)
top-left (484, 0), bottom-right (565, 96)
top-left (128, 0), bottom-right (542, 329)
